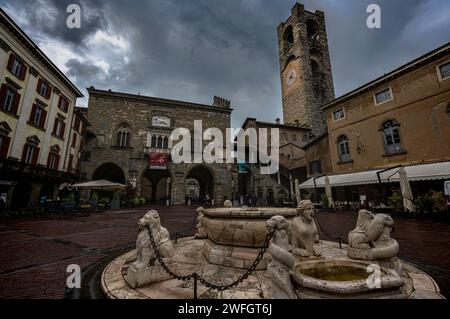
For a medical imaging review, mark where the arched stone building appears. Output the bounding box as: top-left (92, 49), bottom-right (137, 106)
top-left (81, 87), bottom-right (233, 205)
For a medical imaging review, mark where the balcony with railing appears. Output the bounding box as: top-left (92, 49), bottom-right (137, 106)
top-left (0, 158), bottom-right (80, 183)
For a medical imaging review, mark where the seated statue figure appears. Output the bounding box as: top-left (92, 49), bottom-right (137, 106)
top-left (348, 210), bottom-right (402, 274)
top-left (266, 216), bottom-right (297, 299)
top-left (127, 210), bottom-right (174, 288)
top-left (290, 200), bottom-right (321, 258)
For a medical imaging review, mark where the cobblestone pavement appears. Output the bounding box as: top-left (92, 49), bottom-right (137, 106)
top-left (0, 205), bottom-right (198, 299)
top-left (0, 207), bottom-right (449, 299)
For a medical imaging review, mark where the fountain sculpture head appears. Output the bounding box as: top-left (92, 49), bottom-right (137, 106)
top-left (297, 200), bottom-right (315, 222)
top-left (290, 200), bottom-right (321, 258)
top-left (348, 210), bottom-right (399, 262)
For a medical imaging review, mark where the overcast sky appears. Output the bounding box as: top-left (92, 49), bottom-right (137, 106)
top-left (1, 0), bottom-right (449, 127)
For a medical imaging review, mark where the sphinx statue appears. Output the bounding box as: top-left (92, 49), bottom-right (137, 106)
top-left (266, 216), bottom-right (297, 299)
top-left (348, 210), bottom-right (402, 274)
top-left (290, 200), bottom-right (321, 258)
top-left (126, 210), bottom-right (174, 288)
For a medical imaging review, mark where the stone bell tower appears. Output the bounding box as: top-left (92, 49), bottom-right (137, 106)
top-left (277, 3), bottom-right (335, 137)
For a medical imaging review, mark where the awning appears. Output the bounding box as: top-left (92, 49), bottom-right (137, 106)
top-left (299, 162), bottom-right (450, 189)
top-left (71, 180), bottom-right (126, 191)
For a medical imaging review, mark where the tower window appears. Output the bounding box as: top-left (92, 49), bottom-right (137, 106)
top-left (283, 26), bottom-right (294, 49)
top-left (306, 20), bottom-right (319, 41)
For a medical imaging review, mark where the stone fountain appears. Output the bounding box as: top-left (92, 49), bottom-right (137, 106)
top-left (101, 201), bottom-right (444, 299)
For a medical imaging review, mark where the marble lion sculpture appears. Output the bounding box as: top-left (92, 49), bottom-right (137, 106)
top-left (290, 200), bottom-right (321, 258)
top-left (132, 210), bottom-right (174, 270)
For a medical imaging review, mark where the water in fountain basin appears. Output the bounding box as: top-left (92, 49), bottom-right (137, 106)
top-left (301, 266), bottom-right (370, 282)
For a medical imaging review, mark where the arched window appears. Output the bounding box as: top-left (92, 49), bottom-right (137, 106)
top-left (381, 120), bottom-right (403, 154)
top-left (151, 135), bottom-right (157, 148)
top-left (116, 125), bottom-right (131, 147)
top-left (306, 20), bottom-right (319, 41)
top-left (337, 135), bottom-right (351, 162)
top-left (163, 136), bottom-right (169, 149)
top-left (283, 25), bottom-right (294, 49)
top-left (157, 136), bottom-right (163, 149)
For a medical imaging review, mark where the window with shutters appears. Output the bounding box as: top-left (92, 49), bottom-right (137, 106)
top-left (72, 132), bottom-right (77, 148)
top-left (47, 145), bottom-right (61, 170)
top-left (3, 88), bottom-right (15, 112)
top-left (0, 85), bottom-right (21, 115)
top-left (29, 104), bottom-right (47, 129)
top-left (0, 135), bottom-right (11, 159)
top-left (23, 144), bottom-right (38, 165)
top-left (53, 118), bottom-right (66, 139)
top-left (58, 95), bottom-right (70, 112)
top-left (37, 79), bottom-right (52, 99)
top-left (7, 53), bottom-right (27, 81)
top-left (74, 116), bottom-right (81, 132)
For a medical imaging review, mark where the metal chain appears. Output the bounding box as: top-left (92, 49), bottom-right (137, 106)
top-left (147, 227), bottom-right (274, 291)
top-left (313, 215), bottom-right (348, 244)
top-left (197, 230), bottom-right (275, 291)
top-left (171, 210), bottom-right (199, 240)
top-left (148, 227), bottom-right (193, 281)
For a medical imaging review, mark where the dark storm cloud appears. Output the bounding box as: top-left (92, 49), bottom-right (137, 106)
top-left (2, 0), bottom-right (107, 46)
top-left (1, 0), bottom-right (449, 127)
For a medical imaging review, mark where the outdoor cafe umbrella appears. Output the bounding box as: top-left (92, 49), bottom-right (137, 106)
top-left (71, 180), bottom-right (126, 191)
top-left (399, 167), bottom-right (416, 213)
top-left (325, 176), bottom-right (335, 208)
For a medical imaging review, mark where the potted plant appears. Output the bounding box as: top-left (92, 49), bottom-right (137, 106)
top-left (110, 191), bottom-right (121, 211)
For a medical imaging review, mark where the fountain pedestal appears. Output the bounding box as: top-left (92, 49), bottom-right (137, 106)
top-left (200, 207), bottom-right (297, 270)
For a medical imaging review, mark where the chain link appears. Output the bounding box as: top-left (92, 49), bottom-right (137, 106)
top-left (147, 227), bottom-right (274, 291)
top-left (314, 215), bottom-right (348, 244)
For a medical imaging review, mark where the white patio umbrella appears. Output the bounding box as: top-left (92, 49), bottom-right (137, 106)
top-left (399, 167), bottom-right (416, 213)
top-left (71, 180), bottom-right (126, 191)
top-left (325, 176), bottom-right (335, 208)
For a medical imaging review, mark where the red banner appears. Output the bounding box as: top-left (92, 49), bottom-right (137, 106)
top-left (149, 153), bottom-right (170, 170)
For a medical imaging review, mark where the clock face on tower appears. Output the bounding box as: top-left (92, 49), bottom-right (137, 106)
top-left (286, 68), bottom-right (298, 87)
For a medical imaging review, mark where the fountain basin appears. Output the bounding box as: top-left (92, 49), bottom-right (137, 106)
top-left (291, 260), bottom-right (407, 299)
top-left (201, 207), bottom-right (297, 269)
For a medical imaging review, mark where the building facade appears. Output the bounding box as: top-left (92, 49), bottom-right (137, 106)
top-left (81, 88), bottom-right (233, 205)
top-left (299, 43), bottom-right (450, 207)
top-left (322, 43), bottom-right (450, 173)
top-left (0, 9), bottom-right (85, 210)
top-left (236, 117), bottom-right (311, 204)
top-left (277, 3), bottom-right (335, 137)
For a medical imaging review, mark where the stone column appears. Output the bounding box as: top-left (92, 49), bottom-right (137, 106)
top-left (289, 174), bottom-right (294, 201)
top-left (295, 179), bottom-right (301, 205)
